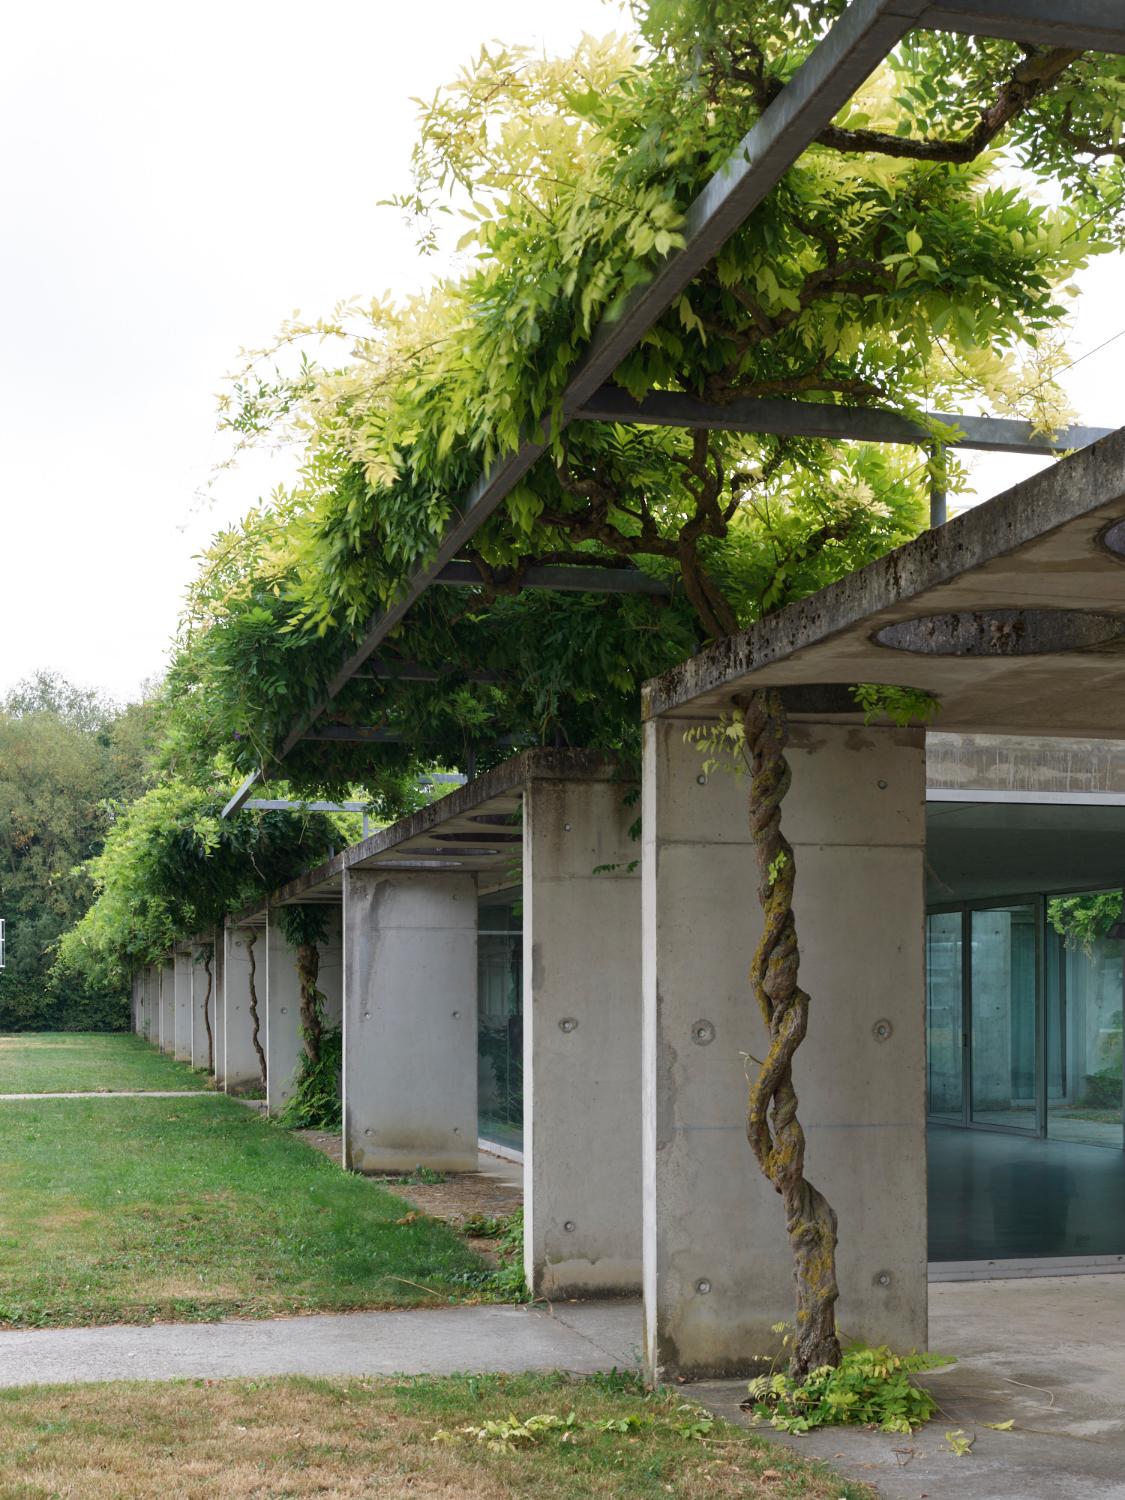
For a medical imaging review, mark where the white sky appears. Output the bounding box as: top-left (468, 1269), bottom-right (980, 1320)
top-left (1, 2), bottom-right (1123, 704)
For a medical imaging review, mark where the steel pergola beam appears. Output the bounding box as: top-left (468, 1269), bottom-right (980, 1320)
top-left (573, 387), bottom-right (1116, 455)
top-left (222, 0), bottom-right (1124, 817)
top-left (924, 0), bottom-right (1125, 51)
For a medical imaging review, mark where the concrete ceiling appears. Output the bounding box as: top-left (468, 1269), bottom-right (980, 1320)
top-left (926, 799), bottom-right (1125, 903)
top-left (644, 428), bottom-right (1125, 739)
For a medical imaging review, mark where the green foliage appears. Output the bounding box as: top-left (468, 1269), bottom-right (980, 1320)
top-left (0, 673), bottom-right (159, 1029)
top-left (852, 683), bottom-right (940, 727)
top-left (278, 1025), bottom-right (342, 1130)
top-left (746, 1341), bottom-right (941, 1434)
top-left (159, 0), bottom-right (1122, 793)
top-left (489, 1208), bottom-right (529, 1302)
top-left (1048, 890), bottom-right (1123, 953)
top-left (55, 782), bottom-right (340, 991)
top-left (1083, 1069), bottom-right (1123, 1110)
top-left (277, 904), bottom-right (329, 950)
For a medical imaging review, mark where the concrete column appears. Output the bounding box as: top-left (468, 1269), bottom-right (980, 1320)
top-left (143, 966), bottom-right (159, 1043)
top-left (265, 910), bottom-right (304, 1116)
top-left (642, 716), bottom-right (927, 1381)
top-left (522, 769), bottom-right (643, 1297)
top-left (342, 868), bottom-right (477, 1172)
top-left (159, 958), bottom-right (176, 1053)
top-left (212, 930), bottom-right (226, 1083)
top-left (222, 923), bottom-right (265, 1093)
top-left (190, 942), bottom-right (216, 1073)
top-left (173, 948), bottom-right (193, 1063)
top-left (319, 907), bottom-right (343, 1031)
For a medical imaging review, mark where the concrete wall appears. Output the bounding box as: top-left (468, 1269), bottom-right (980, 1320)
top-left (173, 949), bottom-right (193, 1063)
top-left (522, 770), bottom-right (643, 1297)
top-left (265, 911), bottom-right (304, 1116)
top-left (642, 716), bottom-right (928, 1380)
top-left (928, 732), bottom-right (1125, 796)
top-left (144, 966), bottom-right (159, 1043)
top-left (319, 907), bottom-right (343, 1029)
top-left (222, 924), bottom-right (264, 1093)
top-left (342, 868), bottom-right (478, 1173)
top-left (159, 959), bottom-right (175, 1054)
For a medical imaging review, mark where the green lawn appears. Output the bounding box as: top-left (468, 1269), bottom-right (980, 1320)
top-left (0, 1093), bottom-right (488, 1327)
top-left (0, 1373), bottom-right (874, 1500)
top-left (0, 1032), bottom-right (209, 1094)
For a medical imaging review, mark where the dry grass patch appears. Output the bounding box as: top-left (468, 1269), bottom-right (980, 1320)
top-left (0, 1374), bottom-right (873, 1500)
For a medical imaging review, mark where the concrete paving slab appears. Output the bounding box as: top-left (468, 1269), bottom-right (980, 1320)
top-left (695, 1274), bottom-right (1125, 1500)
top-left (0, 1302), bottom-right (643, 1389)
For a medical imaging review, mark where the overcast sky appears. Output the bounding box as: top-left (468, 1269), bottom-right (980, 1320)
top-left (2, 2), bottom-right (1123, 704)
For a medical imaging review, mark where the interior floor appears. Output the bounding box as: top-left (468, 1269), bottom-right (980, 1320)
top-left (928, 1123), bottom-right (1125, 1261)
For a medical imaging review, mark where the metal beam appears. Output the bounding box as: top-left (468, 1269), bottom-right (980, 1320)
top-left (358, 658), bottom-right (498, 684)
top-left (922, 0), bottom-right (1125, 52)
top-left (245, 799), bottom-right (368, 812)
top-left (434, 561), bottom-right (670, 594)
top-left (573, 386), bottom-right (1116, 455)
top-left (224, 0), bottom-right (926, 815)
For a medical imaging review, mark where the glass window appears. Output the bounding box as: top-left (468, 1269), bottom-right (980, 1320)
top-left (969, 905), bottom-right (1037, 1132)
top-left (477, 889), bottom-right (523, 1151)
top-left (926, 912), bottom-right (964, 1120)
top-left (1046, 891), bottom-right (1124, 1148)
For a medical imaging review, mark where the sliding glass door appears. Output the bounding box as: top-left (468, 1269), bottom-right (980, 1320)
top-left (969, 904), bottom-right (1039, 1132)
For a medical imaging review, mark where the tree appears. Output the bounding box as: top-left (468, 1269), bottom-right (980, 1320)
top-left (86, 3), bottom-right (1125, 1374)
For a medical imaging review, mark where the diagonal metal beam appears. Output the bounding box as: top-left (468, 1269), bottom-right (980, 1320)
top-left (922, 0), bottom-right (1125, 51)
top-left (434, 561), bottom-right (670, 594)
top-left (573, 386), bottom-right (1116, 455)
top-left (223, 0), bottom-right (929, 816)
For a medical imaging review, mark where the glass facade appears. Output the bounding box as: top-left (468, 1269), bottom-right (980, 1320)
top-left (477, 888), bottom-right (523, 1151)
top-left (926, 891), bottom-right (1124, 1149)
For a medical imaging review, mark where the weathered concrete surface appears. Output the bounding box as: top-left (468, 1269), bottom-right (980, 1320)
top-left (142, 967), bottom-right (158, 1042)
top-left (928, 731), bottom-right (1125, 797)
top-left (342, 868), bottom-right (478, 1174)
top-left (697, 1274), bottom-right (1125, 1500)
top-left (318, 906), bottom-right (343, 1030)
top-left (642, 717), bottom-right (927, 1381)
top-left (159, 959), bottom-right (175, 1055)
top-left (173, 949), bottom-right (193, 1063)
top-left (190, 943), bottom-right (215, 1073)
top-left (212, 930), bottom-right (226, 1083)
top-left (222, 923), bottom-right (264, 1093)
top-left (265, 911), bottom-right (303, 1116)
top-left (523, 768), bottom-right (642, 1299)
top-left (0, 1301), bottom-right (642, 1387)
top-left (643, 425), bottom-right (1125, 738)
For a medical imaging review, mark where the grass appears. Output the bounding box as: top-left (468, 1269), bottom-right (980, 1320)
top-left (0, 1373), bottom-right (875, 1500)
top-left (0, 1033), bottom-right (210, 1094)
top-left (0, 1093), bottom-right (489, 1327)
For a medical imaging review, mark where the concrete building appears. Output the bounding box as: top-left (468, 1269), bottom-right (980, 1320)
top-left (129, 429), bottom-right (1125, 1382)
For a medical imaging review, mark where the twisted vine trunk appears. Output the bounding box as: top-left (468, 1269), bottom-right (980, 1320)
top-left (201, 947), bottom-right (214, 1074)
top-left (295, 942), bottom-right (322, 1065)
top-left (743, 688), bottom-right (842, 1380)
top-left (245, 930), bottom-right (267, 1089)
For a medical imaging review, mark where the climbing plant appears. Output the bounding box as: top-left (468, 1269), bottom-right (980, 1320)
top-left (276, 903), bottom-right (343, 1130)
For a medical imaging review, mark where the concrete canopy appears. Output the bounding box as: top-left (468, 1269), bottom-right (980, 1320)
top-left (643, 427), bottom-right (1125, 737)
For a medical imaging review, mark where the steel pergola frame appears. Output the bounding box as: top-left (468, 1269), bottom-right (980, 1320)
top-left (224, 0), bottom-right (1125, 816)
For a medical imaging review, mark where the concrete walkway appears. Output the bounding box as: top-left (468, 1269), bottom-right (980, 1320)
top-left (699, 1274), bottom-right (1125, 1500)
top-left (0, 1301), bottom-right (641, 1387)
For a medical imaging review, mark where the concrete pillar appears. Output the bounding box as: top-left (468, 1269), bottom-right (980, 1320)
top-left (222, 923), bottom-right (265, 1093)
top-left (342, 869), bottom-right (477, 1172)
top-left (212, 931), bottom-right (226, 1083)
top-left (642, 716), bottom-right (927, 1380)
top-left (143, 966), bottom-right (159, 1043)
top-left (522, 770), bottom-right (643, 1297)
top-left (159, 958), bottom-right (175, 1053)
top-left (319, 907), bottom-right (343, 1031)
top-left (265, 910), bottom-right (304, 1116)
top-left (191, 941), bottom-right (216, 1073)
top-left (173, 948), bottom-right (193, 1064)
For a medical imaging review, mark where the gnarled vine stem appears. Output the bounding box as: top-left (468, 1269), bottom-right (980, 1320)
top-left (743, 688), bottom-right (841, 1380)
top-left (201, 946), bottom-right (214, 1074)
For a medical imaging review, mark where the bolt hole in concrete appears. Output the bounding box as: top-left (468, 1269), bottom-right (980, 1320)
top-left (874, 607), bottom-right (1125, 656)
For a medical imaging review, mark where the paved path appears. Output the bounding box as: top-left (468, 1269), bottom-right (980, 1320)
top-left (0, 1090), bottom-right (210, 1100)
top-left (0, 1302), bottom-right (642, 1387)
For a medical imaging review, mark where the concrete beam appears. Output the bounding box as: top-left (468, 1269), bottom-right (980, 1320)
top-left (642, 717), bottom-right (928, 1380)
top-left (342, 868), bottom-right (478, 1173)
top-left (522, 770), bottom-right (643, 1297)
